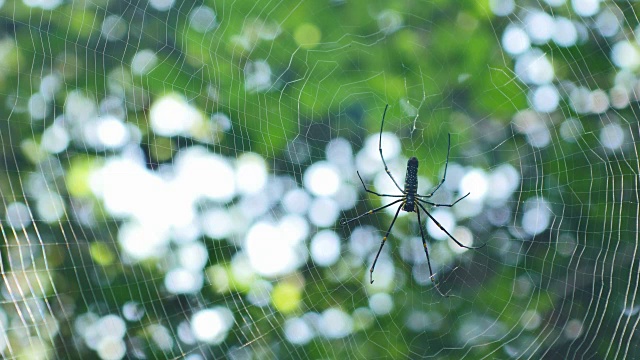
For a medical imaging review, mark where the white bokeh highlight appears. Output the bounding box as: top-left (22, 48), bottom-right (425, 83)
top-left (245, 221), bottom-right (307, 277)
top-left (311, 230), bottom-right (341, 267)
top-left (304, 161), bottom-right (341, 197)
top-left (150, 94), bottom-right (204, 137)
top-left (191, 307), bottom-right (234, 344)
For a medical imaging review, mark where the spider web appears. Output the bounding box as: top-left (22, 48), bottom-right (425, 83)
top-left (0, 0), bottom-right (637, 359)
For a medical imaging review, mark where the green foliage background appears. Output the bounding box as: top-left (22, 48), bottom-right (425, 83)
top-left (0, 0), bottom-right (638, 359)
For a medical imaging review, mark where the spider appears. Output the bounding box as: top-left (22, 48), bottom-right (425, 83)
top-left (340, 104), bottom-right (485, 296)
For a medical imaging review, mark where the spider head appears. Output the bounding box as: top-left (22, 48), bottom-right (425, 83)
top-left (408, 157), bottom-right (418, 167)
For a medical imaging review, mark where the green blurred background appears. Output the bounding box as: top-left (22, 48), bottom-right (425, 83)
top-left (0, 0), bottom-right (638, 359)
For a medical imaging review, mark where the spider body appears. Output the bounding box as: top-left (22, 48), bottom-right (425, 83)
top-left (340, 104), bottom-right (485, 296)
top-left (402, 157), bottom-right (419, 212)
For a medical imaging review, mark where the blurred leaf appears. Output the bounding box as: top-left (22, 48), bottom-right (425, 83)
top-left (272, 282), bottom-right (302, 314)
top-left (66, 156), bottom-right (99, 197)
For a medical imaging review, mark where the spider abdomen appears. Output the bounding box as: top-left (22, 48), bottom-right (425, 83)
top-left (403, 157), bottom-right (419, 212)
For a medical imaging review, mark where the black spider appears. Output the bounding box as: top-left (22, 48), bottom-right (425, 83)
top-left (340, 104), bottom-right (485, 296)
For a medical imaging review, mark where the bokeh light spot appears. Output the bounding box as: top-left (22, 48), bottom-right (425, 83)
top-left (311, 230), bottom-right (341, 267)
top-left (284, 317), bottom-right (314, 345)
top-left (572, 0), bottom-right (600, 17)
top-left (272, 282), bottom-right (302, 314)
top-left (6, 202), bottom-right (31, 229)
top-left (459, 169), bottom-right (488, 202)
top-left (236, 153), bottom-right (268, 195)
top-left (319, 308), bottom-right (353, 339)
top-left (503, 26), bottom-right (530, 55)
top-left (191, 307), bottom-right (234, 344)
top-left (426, 210), bottom-right (456, 241)
top-left (304, 161), bottom-right (341, 197)
top-left (150, 94), bottom-right (203, 137)
top-left (600, 123), bottom-right (624, 150)
top-left (294, 23), bottom-right (321, 49)
top-left (131, 49), bottom-right (158, 75)
top-left (190, 6), bottom-right (218, 33)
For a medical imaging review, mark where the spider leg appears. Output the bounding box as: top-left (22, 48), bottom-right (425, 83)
top-left (369, 203), bottom-right (403, 284)
top-left (378, 104), bottom-right (404, 193)
top-left (417, 207), bottom-right (450, 297)
top-left (421, 133), bottom-right (451, 198)
top-left (340, 198), bottom-right (404, 226)
top-left (357, 171), bottom-right (404, 198)
top-left (416, 202), bottom-right (486, 249)
top-left (417, 192), bottom-right (471, 207)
